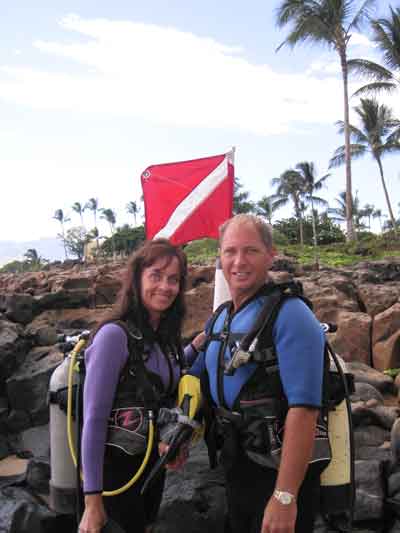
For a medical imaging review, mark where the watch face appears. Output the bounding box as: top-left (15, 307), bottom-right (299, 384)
top-left (280, 493), bottom-right (292, 505)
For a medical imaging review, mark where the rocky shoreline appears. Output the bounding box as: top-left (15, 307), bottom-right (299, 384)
top-left (0, 257), bottom-right (400, 532)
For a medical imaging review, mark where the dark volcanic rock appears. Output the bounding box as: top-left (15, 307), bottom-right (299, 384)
top-left (6, 347), bottom-right (62, 432)
top-left (153, 442), bottom-right (226, 533)
top-left (0, 319), bottom-right (31, 395)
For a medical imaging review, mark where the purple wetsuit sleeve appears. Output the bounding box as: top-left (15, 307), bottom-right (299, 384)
top-left (81, 323), bottom-right (129, 493)
top-left (183, 344), bottom-right (198, 367)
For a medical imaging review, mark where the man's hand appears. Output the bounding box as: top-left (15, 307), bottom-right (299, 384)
top-left (158, 441), bottom-right (189, 471)
top-left (261, 496), bottom-right (297, 533)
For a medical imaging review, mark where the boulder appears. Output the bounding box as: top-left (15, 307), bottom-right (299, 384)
top-left (328, 311), bottom-right (372, 365)
top-left (183, 284), bottom-right (214, 341)
top-left (26, 457), bottom-right (50, 494)
top-left (346, 361), bottom-right (395, 394)
top-left (6, 347), bottom-right (62, 432)
top-left (0, 294), bottom-right (38, 325)
top-left (349, 260), bottom-right (400, 284)
top-left (391, 418), bottom-right (400, 466)
top-left (92, 273), bottom-right (123, 306)
top-left (351, 402), bottom-right (400, 430)
top-left (153, 442), bottom-right (226, 533)
top-left (34, 289), bottom-right (92, 311)
top-left (358, 283), bottom-right (399, 317)
top-left (372, 303), bottom-right (400, 371)
top-left (0, 319), bottom-right (31, 394)
top-left (353, 459), bottom-right (385, 521)
top-left (187, 265), bottom-right (216, 289)
top-left (0, 486), bottom-right (57, 533)
top-left (302, 275), bottom-right (361, 325)
top-left (354, 425), bottom-right (390, 447)
top-left (350, 382), bottom-right (384, 404)
top-left (27, 307), bottom-right (106, 334)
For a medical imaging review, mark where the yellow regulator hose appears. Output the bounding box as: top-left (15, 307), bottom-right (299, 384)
top-left (66, 339), bottom-right (155, 496)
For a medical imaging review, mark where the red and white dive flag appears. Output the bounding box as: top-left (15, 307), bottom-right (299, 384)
top-left (141, 150), bottom-right (234, 245)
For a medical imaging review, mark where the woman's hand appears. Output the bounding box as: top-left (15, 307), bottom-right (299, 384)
top-left (191, 331), bottom-right (207, 352)
top-left (78, 494), bottom-right (107, 533)
top-left (158, 441), bottom-right (189, 470)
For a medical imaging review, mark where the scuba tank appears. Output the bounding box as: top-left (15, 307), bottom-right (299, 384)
top-left (320, 332), bottom-right (355, 528)
top-left (48, 332), bottom-right (88, 514)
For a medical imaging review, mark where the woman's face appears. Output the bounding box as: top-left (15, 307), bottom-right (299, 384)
top-left (140, 255), bottom-right (181, 323)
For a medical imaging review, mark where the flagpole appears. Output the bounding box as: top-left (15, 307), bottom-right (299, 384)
top-left (212, 148), bottom-right (234, 310)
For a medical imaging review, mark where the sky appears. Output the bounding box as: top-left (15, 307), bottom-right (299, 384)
top-left (1, 0), bottom-right (399, 246)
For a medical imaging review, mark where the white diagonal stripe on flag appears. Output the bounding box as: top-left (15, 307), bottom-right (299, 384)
top-left (154, 154), bottom-right (229, 240)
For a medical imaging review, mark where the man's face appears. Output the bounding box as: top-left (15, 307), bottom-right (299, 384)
top-left (220, 221), bottom-right (275, 307)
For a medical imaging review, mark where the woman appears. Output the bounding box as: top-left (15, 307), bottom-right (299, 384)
top-left (78, 239), bottom-right (203, 533)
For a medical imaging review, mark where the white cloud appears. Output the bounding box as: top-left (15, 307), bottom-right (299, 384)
top-left (0, 14), bottom-right (382, 136)
top-left (349, 32), bottom-right (375, 48)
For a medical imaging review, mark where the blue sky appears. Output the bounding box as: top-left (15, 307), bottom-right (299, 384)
top-left (1, 0), bottom-right (399, 243)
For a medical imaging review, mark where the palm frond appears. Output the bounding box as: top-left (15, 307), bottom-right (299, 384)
top-left (347, 0), bottom-right (376, 33)
top-left (309, 195), bottom-right (328, 207)
top-left (347, 58), bottom-right (393, 81)
top-left (372, 7), bottom-right (400, 71)
top-left (335, 120), bottom-right (367, 143)
top-left (353, 81), bottom-right (398, 97)
top-left (329, 144), bottom-right (367, 168)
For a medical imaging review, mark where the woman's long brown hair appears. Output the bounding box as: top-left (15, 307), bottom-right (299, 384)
top-left (97, 238), bottom-right (187, 349)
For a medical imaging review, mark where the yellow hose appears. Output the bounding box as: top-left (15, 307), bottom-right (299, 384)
top-left (66, 339), bottom-right (155, 496)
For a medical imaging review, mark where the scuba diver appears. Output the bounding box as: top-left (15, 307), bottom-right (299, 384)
top-left (186, 214), bottom-right (350, 533)
top-left (74, 239), bottom-right (204, 533)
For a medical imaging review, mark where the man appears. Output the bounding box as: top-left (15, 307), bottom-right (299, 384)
top-left (189, 214), bottom-right (326, 533)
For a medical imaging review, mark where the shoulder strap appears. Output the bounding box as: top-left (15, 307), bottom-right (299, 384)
top-left (113, 320), bottom-right (159, 412)
top-left (243, 282), bottom-right (303, 349)
top-left (203, 300), bottom-right (232, 344)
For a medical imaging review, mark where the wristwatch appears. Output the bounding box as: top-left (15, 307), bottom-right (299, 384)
top-left (273, 490), bottom-right (296, 505)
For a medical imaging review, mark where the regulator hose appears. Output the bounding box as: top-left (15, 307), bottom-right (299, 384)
top-left (66, 339), bottom-right (155, 496)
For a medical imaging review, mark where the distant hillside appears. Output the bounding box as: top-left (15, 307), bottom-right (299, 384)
top-left (0, 238), bottom-right (64, 267)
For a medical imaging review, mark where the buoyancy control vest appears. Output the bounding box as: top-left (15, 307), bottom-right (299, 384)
top-left (105, 320), bottom-right (182, 456)
top-left (48, 320), bottom-right (182, 514)
top-left (200, 281), bottom-right (355, 523)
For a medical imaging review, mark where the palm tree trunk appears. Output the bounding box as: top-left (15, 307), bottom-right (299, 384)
top-left (94, 212), bottom-right (99, 249)
top-left (61, 223), bottom-right (68, 259)
top-left (340, 49), bottom-right (355, 241)
top-left (376, 156), bottom-right (398, 234)
top-left (311, 199), bottom-right (317, 248)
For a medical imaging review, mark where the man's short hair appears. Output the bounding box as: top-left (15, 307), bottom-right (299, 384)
top-left (219, 214), bottom-right (273, 250)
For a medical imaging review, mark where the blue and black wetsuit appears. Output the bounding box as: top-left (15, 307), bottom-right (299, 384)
top-left (189, 283), bottom-right (325, 533)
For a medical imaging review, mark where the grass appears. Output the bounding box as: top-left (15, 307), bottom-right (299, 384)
top-left (184, 233), bottom-right (400, 268)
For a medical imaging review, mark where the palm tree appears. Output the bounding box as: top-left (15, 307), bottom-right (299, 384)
top-left (100, 208), bottom-right (117, 256)
top-left (256, 196), bottom-right (275, 224)
top-left (72, 202), bottom-right (85, 226)
top-left (53, 209), bottom-right (70, 259)
top-left (85, 198), bottom-right (99, 248)
top-left (85, 198), bottom-right (99, 230)
top-left (348, 6), bottom-right (400, 96)
top-left (328, 191), bottom-right (364, 231)
top-left (126, 201), bottom-right (139, 226)
top-left (233, 178), bottom-right (255, 214)
top-left (360, 203), bottom-right (375, 230)
top-left (276, 0), bottom-right (376, 241)
top-left (24, 248), bottom-right (39, 265)
top-left (271, 169), bottom-right (306, 245)
top-left (295, 162), bottom-right (329, 247)
top-left (329, 98), bottom-right (400, 233)
top-left (372, 207), bottom-right (385, 232)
